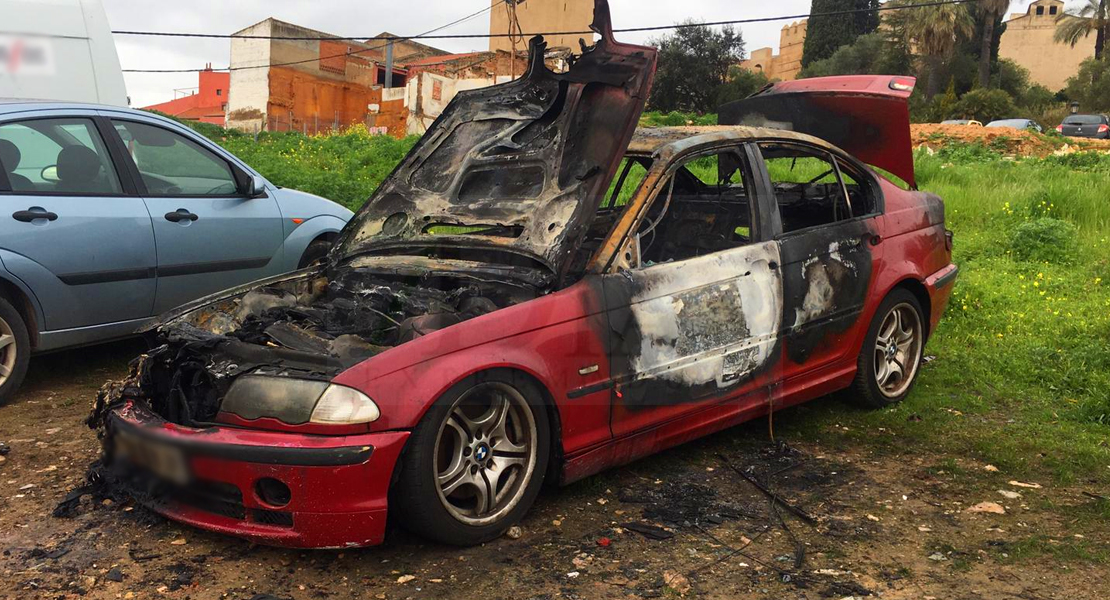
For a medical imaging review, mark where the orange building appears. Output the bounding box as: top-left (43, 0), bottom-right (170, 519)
top-left (226, 19), bottom-right (426, 136)
top-left (142, 66), bottom-right (230, 125)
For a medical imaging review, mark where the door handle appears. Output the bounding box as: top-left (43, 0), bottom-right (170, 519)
top-left (12, 208), bottom-right (58, 222)
top-left (164, 210), bottom-right (199, 223)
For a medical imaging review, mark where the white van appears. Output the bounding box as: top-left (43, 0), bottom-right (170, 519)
top-left (0, 0), bottom-right (128, 106)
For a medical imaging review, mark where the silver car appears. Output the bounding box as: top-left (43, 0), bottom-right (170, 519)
top-left (0, 100), bottom-right (353, 403)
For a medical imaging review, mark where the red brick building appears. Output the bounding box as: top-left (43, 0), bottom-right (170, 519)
top-left (142, 66), bottom-right (230, 126)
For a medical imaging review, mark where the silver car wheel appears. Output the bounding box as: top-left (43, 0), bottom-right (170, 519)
top-left (0, 316), bottom-right (16, 386)
top-left (433, 382), bottom-right (538, 527)
top-left (873, 302), bottom-right (923, 398)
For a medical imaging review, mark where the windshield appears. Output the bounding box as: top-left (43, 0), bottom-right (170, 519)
top-left (987, 119), bottom-right (1030, 128)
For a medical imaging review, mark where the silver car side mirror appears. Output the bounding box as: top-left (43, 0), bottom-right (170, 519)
top-left (247, 175), bottom-right (267, 198)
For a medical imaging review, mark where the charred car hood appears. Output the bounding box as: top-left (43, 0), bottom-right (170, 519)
top-left (335, 0), bottom-right (657, 279)
top-left (719, 75), bottom-right (918, 188)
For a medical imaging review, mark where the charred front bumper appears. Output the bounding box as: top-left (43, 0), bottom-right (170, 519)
top-left (102, 402), bottom-right (408, 548)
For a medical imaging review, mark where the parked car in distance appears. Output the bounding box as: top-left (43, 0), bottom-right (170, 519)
top-left (1056, 114), bottom-right (1110, 139)
top-left (86, 33), bottom-right (957, 552)
top-left (941, 119), bottom-right (983, 127)
top-left (985, 118), bottom-right (1043, 133)
top-left (0, 101), bottom-right (353, 403)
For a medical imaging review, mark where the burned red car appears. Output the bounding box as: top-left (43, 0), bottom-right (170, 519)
top-left (88, 3), bottom-right (956, 549)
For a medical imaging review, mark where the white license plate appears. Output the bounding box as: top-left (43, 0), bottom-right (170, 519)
top-left (114, 429), bottom-right (191, 486)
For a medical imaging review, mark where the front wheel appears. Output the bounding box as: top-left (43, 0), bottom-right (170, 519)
top-left (848, 289), bottom-right (926, 408)
top-left (297, 238), bottom-right (333, 269)
top-left (391, 371), bottom-right (550, 545)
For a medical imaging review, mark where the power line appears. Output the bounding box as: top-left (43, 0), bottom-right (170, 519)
top-left (118, 0), bottom-right (981, 73)
top-left (122, 1), bottom-right (505, 73)
top-left (114, 0), bottom-right (980, 41)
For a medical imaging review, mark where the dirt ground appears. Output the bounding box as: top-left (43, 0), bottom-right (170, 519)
top-left (909, 123), bottom-right (1110, 157)
top-left (1, 343), bottom-right (1108, 600)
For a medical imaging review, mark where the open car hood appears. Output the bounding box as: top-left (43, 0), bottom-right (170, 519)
top-left (335, 0), bottom-right (657, 279)
top-left (718, 75), bottom-right (917, 188)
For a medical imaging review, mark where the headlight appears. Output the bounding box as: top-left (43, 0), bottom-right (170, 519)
top-left (221, 376), bottom-right (379, 425)
top-left (310, 384), bottom-right (380, 425)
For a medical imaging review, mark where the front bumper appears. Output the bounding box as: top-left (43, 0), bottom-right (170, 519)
top-left (104, 401), bottom-right (408, 548)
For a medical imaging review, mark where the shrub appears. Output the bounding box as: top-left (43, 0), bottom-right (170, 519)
top-left (1010, 217), bottom-right (1079, 264)
top-left (952, 89), bottom-right (1018, 123)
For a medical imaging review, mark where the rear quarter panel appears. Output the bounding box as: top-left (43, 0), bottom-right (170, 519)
top-left (871, 178), bottom-right (952, 335)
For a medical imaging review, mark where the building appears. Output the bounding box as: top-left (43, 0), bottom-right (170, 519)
top-left (225, 18), bottom-right (420, 135)
top-left (402, 50), bottom-right (529, 135)
top-left (364, 34), bottom-right (447, 65)
top-left (999, 0), bottom-right (1095, 91)
top-left (142, 66), bottom-right (229, 125)
top-left (488, 0), bottom-right (593, 54)
top-left (740, 20), bottom-right (807, 82)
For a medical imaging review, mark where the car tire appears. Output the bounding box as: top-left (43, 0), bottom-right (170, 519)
top-left (847, 288), bottom-right (926, 409)
top-left (297, 238), bottom-right (333, 269)
top-left (0, 296), bottom-right (31, 406)
top-left (391, 371), bottom-right (550, 546)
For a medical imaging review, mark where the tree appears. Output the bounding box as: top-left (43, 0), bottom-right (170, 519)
top-left (977, 0), bottom-right (1012, 89)
top-left (897, 0), bottom-right (975, 97)
top-left (714, 67), bottom-right (770, 106)
top-left (802, 0), bottom-right (856, 67)
top-left (853, 0), bottom-right (882, 36)
top-left (797, 32), bottom-right (912, 79)
top-left (647, 22), bottom-right (746, 113)
top-left (1063, 58), bottom-right (1110, 111)
top-left (1055, 0), bottom-right (1109, 60)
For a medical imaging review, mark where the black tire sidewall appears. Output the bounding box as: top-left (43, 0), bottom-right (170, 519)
top-left (298, 239), bottom-right (332, 270)
top-left (855, 289), bottom-right (926, 408)
top-left (0, 296), bottom-right (31, 406)
top-left (391, 371), bottom-right (551, 545)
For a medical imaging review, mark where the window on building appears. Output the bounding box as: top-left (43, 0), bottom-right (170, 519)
top-left (1050, 5), bottom-right (1058, 14)
top-left (216, 89), bottom-right (222, 96)
top-left (1036, 6), bottom-right (1044, 15)
top-left (759, 143), bottom-right (874, 235)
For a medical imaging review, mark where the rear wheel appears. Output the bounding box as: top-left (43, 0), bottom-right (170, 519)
top-left (392, 371), bottom-right (550, 545)
top-left (0, 297), bottom-right (31, 406)
top-left (847, 289), bottom-right (925, 408)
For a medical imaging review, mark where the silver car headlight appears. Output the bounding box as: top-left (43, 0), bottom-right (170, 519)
top-left (222, 375), bottom-right (380, 425)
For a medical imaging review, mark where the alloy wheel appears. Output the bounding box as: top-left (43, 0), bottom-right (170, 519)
top-left (433, 382), bottom-right (538, 526)
top-left (0, 316), bottom-right (16, 387)
top-left (873, 302), bottom-right (923, 398)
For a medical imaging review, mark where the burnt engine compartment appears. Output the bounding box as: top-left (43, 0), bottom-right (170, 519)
top-left (128, 264), bottom-right (534, 426)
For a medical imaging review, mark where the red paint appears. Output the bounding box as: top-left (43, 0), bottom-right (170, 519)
top-left (112, 401), bottom-right (407, 548)
top-left (142, 67), bottom-right (230, 126)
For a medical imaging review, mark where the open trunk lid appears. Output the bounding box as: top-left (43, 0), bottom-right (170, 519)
top-left (719, 75), bottom-right (918, 188)
top-left (335, 0), bottom-right (657, 280)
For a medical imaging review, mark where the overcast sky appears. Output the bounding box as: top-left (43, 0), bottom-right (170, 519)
top-left (105, 0), bottom-right (1031, 107)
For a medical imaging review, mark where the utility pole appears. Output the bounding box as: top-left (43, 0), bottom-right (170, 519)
top-left (385, 40), bottom-right (394, 88)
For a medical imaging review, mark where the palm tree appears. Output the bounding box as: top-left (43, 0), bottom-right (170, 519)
top-left (898, 0), bottom-right (976, 97)
top-left (1055, 0), bottom-right (1108, 61)
top-left (978, 0), bottom-right (1012, 88)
